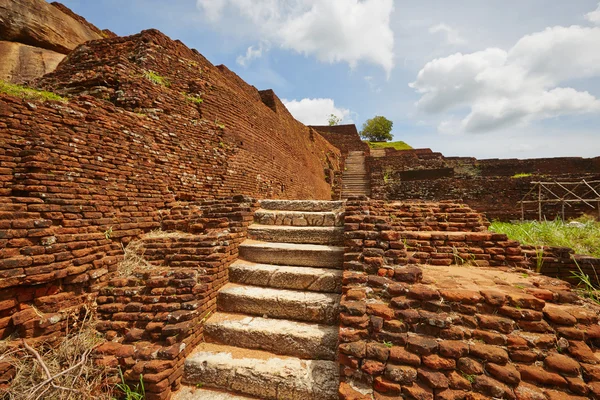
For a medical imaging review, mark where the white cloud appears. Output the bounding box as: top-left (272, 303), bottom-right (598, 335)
top-left (282, 98), bottom-right (350, 125)
top-left (411, 24), bottom-right (600, 133)
top-left (236, 41), bottom-right (270, 67)
top-left (429, 23), bottom-right (466, 45)
top-left (586, 2), bottom-right (600, 24)
top-left (196, 0), bottom-right (395, 75)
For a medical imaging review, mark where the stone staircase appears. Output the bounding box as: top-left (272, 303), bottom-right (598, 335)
top-left (341, 151), bottom-right (370, 198)
top-left (177, 200), bottom-right (345, 400)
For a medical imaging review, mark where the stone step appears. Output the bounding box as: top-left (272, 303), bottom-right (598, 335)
top-left (254, 209), bottom-right (343, 227)
top-left (217, 283), bottom-right (340, 323)
top-left (239, 240), bottom-right (344, 268)
top-left (173, 386), bottom-right (259, 400)
top-left (229, 260), bottom-right (342, 293)
top-left (259, 200), bottom-right (344, 212)
top-left (204, 312), bottom-right (338, 360)
top-left (183, 343), bottom-right (339, 400)
top-left (248, 224), bottom-right (343, 245)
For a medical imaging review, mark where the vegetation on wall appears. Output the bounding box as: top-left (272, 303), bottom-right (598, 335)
top-left (366, 140), bottom-right (412, 150)
top-left (0, 80), bottom-right (67, 102)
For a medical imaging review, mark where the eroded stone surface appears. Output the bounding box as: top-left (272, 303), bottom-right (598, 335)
top-left (184, 344), bottom-right (339, 400)
top-left (0, 41), bottom-right (64, 83)
top-left (239, 240), bottom-right (344, 268)
top-left (248, 224), bottom-right (344, 245)
top-left (229, 260), bottom-right (342, 293)
top-left (218, 283), bottom-right (340, 324)
top-left (204, 312), bottom-right (338, 360)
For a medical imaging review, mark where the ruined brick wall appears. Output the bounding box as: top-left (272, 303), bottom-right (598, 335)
top-left (310, 124), bottom-right (370, 155)
top-left (522, 245), bottom-right (600, 287)
top-left (0, 29), bottom-right (341, 341)
top-left (339, 198), bottom-right (600, 399)
top-left (369, 153), bottom-right (600, 221)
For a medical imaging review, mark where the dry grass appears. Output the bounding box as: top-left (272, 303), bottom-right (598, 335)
top-left (118, 240), bottom-right (151, 277)
top-left (143, 229), bottom-right (192, 239)
top-left (0, 308), bottom-right (113, 400)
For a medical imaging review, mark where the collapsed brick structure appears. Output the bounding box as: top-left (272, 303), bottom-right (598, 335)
top-left (339, 197), bottom-right (600, 399)
top-left (366, 148), bottom-right (600, 221)
top-left (0, 26), bottom-right (341, 394)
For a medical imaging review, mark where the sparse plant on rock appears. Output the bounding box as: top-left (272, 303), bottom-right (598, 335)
top-left (0, 80), bottom-right (67, 102)
top-left (143, 70), bottom-right (170, 87)
top-left (327, 114), bottom-right (342, 126)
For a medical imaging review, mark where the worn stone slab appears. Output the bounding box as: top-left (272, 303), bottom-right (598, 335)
top-left (239, 240), bottom-right (344, 268)
top-left (173, 386), bottom-right (258, 400)
top-left (204, 312), bottom-right (338, 360)
top-left (259, 200), bottom-right (344, 212)
top-left (184, 343), bottom-right (339, 400)
top-left (248, 224), bottom-right (344, 245)
top-left (217, 283), bottom-right (340, 324)
top-left (229, 260), bottom-right (342, 293)
top-left (254, 209), bottom-right (344, 227)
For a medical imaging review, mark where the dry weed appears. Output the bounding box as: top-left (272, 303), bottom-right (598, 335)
top-left (0, 309), bottom-right (113, 400)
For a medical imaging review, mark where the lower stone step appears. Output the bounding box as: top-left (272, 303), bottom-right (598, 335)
top-left (183, 343), bottom-right (339, 400)
top-left (217, 283), bottom-right (340, 324)
top-left (229, 260), bottom-right (342, 293)
top-left (173, 386), bottom-right (258, 400)
top-left (204, 312), bottom-right (338, 360)
top-left (239, 240), bottom-right (344, 268)
top-left (248, 224), bottom-right (344, 245)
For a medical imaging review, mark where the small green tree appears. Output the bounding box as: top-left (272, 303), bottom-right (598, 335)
top-left (327, 114), bottom-right (342, 126)
top-left (360, 116), bottom-right (393, 141)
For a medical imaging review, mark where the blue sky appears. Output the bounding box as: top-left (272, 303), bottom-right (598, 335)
top-left (59, 0), bottom-right (600, 159)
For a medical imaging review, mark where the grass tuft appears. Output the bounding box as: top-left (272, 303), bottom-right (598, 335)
top-left (143, 71), bottom-right (170, 87)
top-left (366, 141), bottom-right (412, 150)
top-left (0, 80), bottom-right (67, 102)
top-left (490, 216), bottom-right (600, 258)
top-left (512, 173), bottom-right (532, 179)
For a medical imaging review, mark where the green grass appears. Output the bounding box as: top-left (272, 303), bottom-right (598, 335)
top-left (143, 70), bottom-right (170, 87)
top-left (0, 80), bottom-right (67, 102)
top-left (183, 92), bottom-right (203, 104)
top-left (489, 217), bottom-right (600, 258)
top-left (366, 140), bottom-right (412, 150)
top-left (512, 173), bottom-right (533, 178)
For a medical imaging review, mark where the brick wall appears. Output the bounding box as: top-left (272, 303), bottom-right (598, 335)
top-left (369, 151), bottom-right (600, 221)
top-left (0, 28), bottom-right (342, 341)
top-left (339, 198), bottom-right (600, 399)
top-left (310, 124), bottom-right (370, 155)
top-left (522, 245), bottom-right (600, 287)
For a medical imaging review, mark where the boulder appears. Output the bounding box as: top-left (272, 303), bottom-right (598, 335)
top-left (0, 41), bottom-right (65, 83)
top-left (0, 0), bottom-right (104, 54)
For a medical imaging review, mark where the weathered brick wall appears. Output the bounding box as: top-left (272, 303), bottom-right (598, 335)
top-left (310, 124), bottom-right (370, 155)
top-left (522, 245), bottom-right (600, 287)
top-left (0, 28), bottom-right (342, 342)
top-left (95, 196), bottom-right (257, 400)
top-left (339, 198), bottom-right (600, 399)
top-left (369, 152), bottom-right (600, 221)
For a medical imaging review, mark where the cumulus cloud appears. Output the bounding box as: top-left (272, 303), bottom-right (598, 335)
top-left (586, 2), bottom-right (600, 24)
top-left (236, 41), bottom-right (270, 67)
top-left (196, 0), bottom-right (395, 75)
top-left (411, 24), bottom-right (600, 133)
top-left (282, 98), bottom-right (350, 125)
top-left (428, 23), bottom-right (466, 45)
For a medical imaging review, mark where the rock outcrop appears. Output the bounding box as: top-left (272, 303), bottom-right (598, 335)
top-left (0, 41), bottom-right (64, 83)
top-left (0, 0), bottom-right (111, 83)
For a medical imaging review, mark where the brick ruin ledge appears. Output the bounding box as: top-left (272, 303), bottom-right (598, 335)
top-left (339, 197), bottom-right (600, 399)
